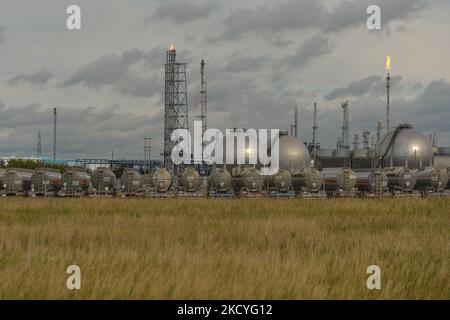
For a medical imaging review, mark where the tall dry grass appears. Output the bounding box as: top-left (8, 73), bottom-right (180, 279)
top-left (0, 198), bottom-right (448, 299)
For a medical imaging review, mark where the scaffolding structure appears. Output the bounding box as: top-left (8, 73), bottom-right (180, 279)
top-left (163, 46), bottom-right (189, 171)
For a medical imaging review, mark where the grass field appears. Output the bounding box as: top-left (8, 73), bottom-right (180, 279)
top-left (0, 197), bottom-right (448, 299)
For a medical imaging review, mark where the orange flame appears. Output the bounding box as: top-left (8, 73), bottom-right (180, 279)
top-left (386, 55), bottom-right (392, 72)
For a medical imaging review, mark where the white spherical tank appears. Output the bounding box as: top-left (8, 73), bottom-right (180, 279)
top-left (377, 123), bottom-right (433, 169)
top-left (276, 135), bottom-right (311, 172)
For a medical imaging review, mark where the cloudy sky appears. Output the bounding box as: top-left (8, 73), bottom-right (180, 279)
top-left (0, 0), bottom-right (449, 159)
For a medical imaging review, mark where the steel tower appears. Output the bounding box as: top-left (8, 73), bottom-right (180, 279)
top-left (198, 59), bottom-right (207, 153)
top-left (163, 46), bottom-right (189, 171)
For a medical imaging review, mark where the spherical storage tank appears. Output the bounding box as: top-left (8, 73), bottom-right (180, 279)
top-left (217, 131), bottom-right (310, 173)
top-left (377, 123), bottom-right (433, 169)
top-left (276, 135), bottom-right (311, 172)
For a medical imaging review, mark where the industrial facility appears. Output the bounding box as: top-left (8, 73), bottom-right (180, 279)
top-left (1, 49), bottom-right (450, 199)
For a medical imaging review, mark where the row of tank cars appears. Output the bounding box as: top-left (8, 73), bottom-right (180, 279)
top-left (0, 164), bottom-right (449, 198)
top-left (1, 128), bottom-right (448, 198)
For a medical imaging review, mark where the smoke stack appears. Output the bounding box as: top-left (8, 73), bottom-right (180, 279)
top-left (294, 106), bottom-right (298, 138)
top-left (53, 108), bottom-right (57, 161)
top-left (37, 132), bottom-right (42, 157)
top-left (377, 121), bottom-right (383, 143)
top-left (341, 101), bottom-right (349, 150)
top-left (386, 56), bottom-right (392, 132)
top-left (363, 131), bottom-right (370, 150)
top-left (353, 134), bottom-right (360, 150)
top-left (312, 102), bottom-right (318, 155)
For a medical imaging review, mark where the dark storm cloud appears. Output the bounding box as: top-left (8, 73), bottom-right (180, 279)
top-left (324, 75), bottom-right (402, 100)
top-left (61, 48), bottom-right (165, 98)
top-left (216, 0), bottom-right (430, 42)
top-left (145, 2), bottom-right (218, 25)
top-left (7, 69), bottom-right (54, 87)
top-left (0, 102), bottom-right (164, 159)
top-left (278, 35), bottom-right (335, 69)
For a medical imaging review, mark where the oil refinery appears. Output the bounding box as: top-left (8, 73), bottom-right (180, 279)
top-left (1, 48), bottom-right (450, 199)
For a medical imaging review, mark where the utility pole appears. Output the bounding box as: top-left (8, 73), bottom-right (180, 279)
top-left (37, 133), bottom-right (42, 157)
top-left (144, 137), bottom-right (153, 173)
top-left (53, 108), bottom-right (57, 162)
top-left (341, 101), bottom-right (350, 150)
top-left (312, 102), bottom-right (318, 158)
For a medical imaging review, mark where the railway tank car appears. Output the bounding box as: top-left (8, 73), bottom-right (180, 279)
top-left (322, 167), bottom-right (357, 193)
top-left (142, 173), bottom-right (154, 190)
top-left (208, 165), bottom-right (233, 195)
top-left (232, 166), bottom-right (264, 195)
top-left (267, 168), bottom-right (293, 193)
top-left (292, 167), bottom-right (324, 193)
top-left (120, 169), bottom-right (143, 195)
top-left (178, 166), bottom-right (201, 193)
top-left (354, 169), bottom-right (389, 194)
top-left (383, 167), bottom-right (417, 193)
top-left (152, 168), bottom-right (173, 193)
top-left (31, 168), bottom-right (62, 195)
top-left (91, 167), bottom-right (116, 194)
top-left (445, 168), bottom-right (450, 190)
top-left (61, 168), bottom-right (91, 196)
top-left (436, 169), bottom-right (449, 192)
top-left (414, 168), bottom-right (439, 192)
top-left (2, 168), bottom-right (34, 195)
top-left (0, 168), bottom-right (5, 191)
